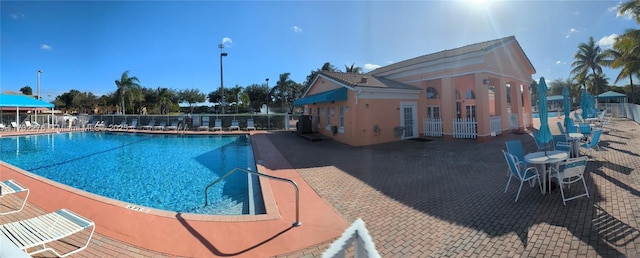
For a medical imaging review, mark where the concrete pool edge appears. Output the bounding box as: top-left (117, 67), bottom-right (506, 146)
top-left (0, 160), bottom-right (281, 221)
top-left (0, 131), bottom-right (349, 257)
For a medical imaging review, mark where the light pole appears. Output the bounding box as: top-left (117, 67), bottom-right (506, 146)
top-left (36, 70), bottom-right (43, 123)
top-left (266, 78), bottom-right (269, 129)
top-left (219, 44), bottom-right (228, 114)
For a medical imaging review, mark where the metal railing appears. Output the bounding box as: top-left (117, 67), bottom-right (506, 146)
top-left (204, 167), bottom-right (301, 227)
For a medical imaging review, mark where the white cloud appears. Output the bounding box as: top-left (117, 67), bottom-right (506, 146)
top-left (10, 13), bottom-right (24, 20)
top-left (292, 26), bottom-right (303, 33)
top-left (364, 63), bottom-right (381, 70)
top-left (565, 28), bottom-right (580, 38)
top-left (221, 37), bottom-right (233, 46)
top-left (41, 44), bottom-right (52, 51)
top-left (555, 60), bottom-right (565, 65)
top-left (598, 34), bottom-right (618, 48)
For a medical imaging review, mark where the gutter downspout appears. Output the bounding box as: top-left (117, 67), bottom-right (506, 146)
top-left (355, 87), bottom-right (362, 105)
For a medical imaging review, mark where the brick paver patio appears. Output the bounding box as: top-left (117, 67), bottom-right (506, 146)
top-left (273, 118), bottom-right (640, 257)
top-left (1, 118), bottom-right (639, 257)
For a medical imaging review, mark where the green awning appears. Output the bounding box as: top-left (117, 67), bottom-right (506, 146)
top-left (293, 88), bottom-right (348, 106)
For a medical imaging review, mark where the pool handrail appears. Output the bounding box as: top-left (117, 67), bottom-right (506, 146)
top-left (204, 167), bottom-right (301, 227)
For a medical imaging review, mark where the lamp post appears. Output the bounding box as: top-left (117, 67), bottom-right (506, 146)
top-left (219, 44), bottom-right (228, 114)
top-left (266, 78), bottom-right (269, 129)
top-left (36, 70), bottom-right (43, 123)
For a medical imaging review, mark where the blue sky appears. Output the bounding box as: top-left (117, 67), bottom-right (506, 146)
top-left (1, 1), bottom-right (637, 99)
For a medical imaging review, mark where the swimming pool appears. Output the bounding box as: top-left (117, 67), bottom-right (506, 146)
top-left (0, 132), bottom-right (265, 215)
top-left (532, 111), bottom-right (561, 118)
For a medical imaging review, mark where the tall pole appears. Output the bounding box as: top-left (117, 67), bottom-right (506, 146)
top-left (36, 70), bottom-right (43, 123)
top-left (266, 78), bottom-right (269, 130)
top-left (219, 44), bottom-right (227, 115)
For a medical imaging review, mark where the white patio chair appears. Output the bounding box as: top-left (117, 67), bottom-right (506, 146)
top-left (503, 150), bottom-right (542, 202)
top-left (0, 209), bottom-right (94, 257)
top-left (550, 156), bottom-right (590, 205)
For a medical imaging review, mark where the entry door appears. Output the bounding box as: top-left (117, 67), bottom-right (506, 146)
top-left (400, 102), bottom-right (418, 139)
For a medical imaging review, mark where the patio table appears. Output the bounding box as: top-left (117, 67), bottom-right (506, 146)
top-left (525, 150), bottom-right (569, 194)
top-left (566, 133), bottom-right (584, 158)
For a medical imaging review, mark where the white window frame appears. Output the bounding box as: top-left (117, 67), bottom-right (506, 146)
top-left (427, 106), bottom-right (440, 119)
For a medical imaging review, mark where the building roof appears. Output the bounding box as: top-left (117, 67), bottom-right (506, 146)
top-left (368, 36), bottom-right (535, 75)
top-left (0, 94), bottom-right (54, 108)
top-left (547, 95), bottom-right (564, 101)
top-left (318, 71), bottom-right (421, 90)
top-left (598, 90), bottom-right (627, 98)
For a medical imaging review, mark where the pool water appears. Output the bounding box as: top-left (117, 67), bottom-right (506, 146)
top-left (532, 111), bottom-right (561, 118)
top-left (0, 132), bottom-right (265, 215)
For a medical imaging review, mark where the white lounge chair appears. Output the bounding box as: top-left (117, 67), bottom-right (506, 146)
top-left (0, 179), bottom-right (29, 215)
top-left (113, 120), bottom-right (127, 130)
top-left (153, 121), bottom-right (166, 130)
top-left (141, 120), bottom-right (155, 130)
top-left (24, 121), bottom-right (35, 131)
top-left (11, 122), bottom-right (21, 131)
top-left (127, 119), bottom-right (138, 130)
top-left (228, 120), bottom-right (240, 131)
top-left (211, 119), bottom-right (222, 131)
top-left (198, 117), bottom-right (210, 131)
top-left (246, 119), bottom-right (256, 130)
top-left (0, 209), bottom-right (95, 257)
top-left (0, 123), bottom-right (6, 131)
top-left (165, 121), bottom-right (178, 131)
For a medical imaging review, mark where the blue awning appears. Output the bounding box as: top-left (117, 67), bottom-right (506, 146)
top-left (0, 94), bottom-right (54, 108)
top-left (293, 88), bottom-right (348, 106)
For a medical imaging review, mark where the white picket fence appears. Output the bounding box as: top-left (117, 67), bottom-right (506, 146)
top-left (423, 118), bottom-right (443, 137)
top-left (453, 118), bottom-right (477, 139)
top-left (490, 116), bottom-right (502, 136)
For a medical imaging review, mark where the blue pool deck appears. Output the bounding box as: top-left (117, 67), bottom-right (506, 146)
top-left (2, 118), bottom-right (640, 257)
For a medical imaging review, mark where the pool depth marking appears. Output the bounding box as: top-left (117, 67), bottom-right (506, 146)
top-left (126, 205), bottom-right (150, 213)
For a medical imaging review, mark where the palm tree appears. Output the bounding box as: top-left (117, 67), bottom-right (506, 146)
top-left (570, 37), bottom-right (607, 97)
top-left (276, 73), bottom-right (296, 112)
top-left (157, 87), bottom-right (176, 114)
top-left (114, 71), bottom-right (142, 115)
top-left (321, 62), bottom-right (339, 72)
top-left (602, 44), bottom-right (639, 104)
top-left (618, 0), bottom-right (640, 23)
top-left (345, 63), bottom-right (363, 74)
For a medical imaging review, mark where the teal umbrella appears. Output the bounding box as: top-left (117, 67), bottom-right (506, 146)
top-left (537, 77), bottom-right (553, 152)
top-left (562, 86), bottom-right (573, 130)
top-left (581, 89), bottom-right (588, 119)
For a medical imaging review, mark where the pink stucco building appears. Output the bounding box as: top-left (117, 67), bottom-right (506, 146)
top-left (294, 36), bottom-right (535, 146)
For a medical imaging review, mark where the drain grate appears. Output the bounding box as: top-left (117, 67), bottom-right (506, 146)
top-left (125, 205), bottom-right (150, 213)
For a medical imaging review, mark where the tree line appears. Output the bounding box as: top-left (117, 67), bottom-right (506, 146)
top-left (17, 62), bottom-right (362, 115)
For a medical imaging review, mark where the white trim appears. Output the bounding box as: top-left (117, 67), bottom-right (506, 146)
top-left (301, 74), bottom-right (356, 98)
top-left (396, 69), bottom-right (532, 86)
top-left (382, 55), bottom-right (484, 80)
top-left (372, 51), bottom-right (485, 77)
